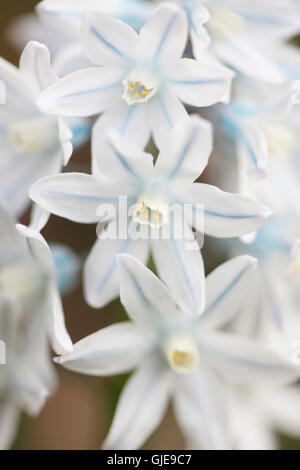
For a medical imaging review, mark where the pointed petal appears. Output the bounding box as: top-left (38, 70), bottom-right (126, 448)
top-left (146, 86), bottom-right (188, 148)
top-left (173, 366), bottom-right (229, 450)
top-left (198, 255), bottom-right (257, 330)
top-left (84, 237), bottom-right (149, 308)
top-left (118, 254), bottom-right (179, 326)
top-left (154, 115), bottom-right (212, 181)
top-left (37, 67), bottom-right (124, 116)
top-left (138, 4), bottom-right (188, 64)
top-left (166, 58), bottom-right (233, 107)
top-left (56, 322), bottom-right (146, 376)
top-left (92, 101), bottom-right (150, 171)
top-left (102, 357), bottom-right (172, 450)
top-left (30, 173), bottom-right (119, 224)
top-left (93, 129), bottom-right (153, 183)
top-left (152, 223), bottom-right (205, 316)
top-left (175, 183), bottom-right (272, 238)
top-left (200, 332), bottom-right (299, 386)
top-left (19, 41), bottom-right (57, 94)
top-left (82, 12), bottom-right (138, 67)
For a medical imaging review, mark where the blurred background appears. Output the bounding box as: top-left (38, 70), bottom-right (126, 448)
top-left (1, 0), bottom-right (300, 451)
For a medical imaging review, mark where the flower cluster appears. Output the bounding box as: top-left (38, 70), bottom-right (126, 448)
top-left (1, 0), bottom-right (300, 450)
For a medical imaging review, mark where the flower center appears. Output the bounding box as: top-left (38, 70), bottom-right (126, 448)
top-left (207, 6), bottom-right (245, 39)
top-left (132, 197), bottom-right (169, 229)
top-left (264, 125), bottom-right (295, 160)
top-left (122, 69), bottom-right (158, 105)
top-left (164, 334), bottom-right (199, 374)
top-left (8, 116), bottom-right (58, 154)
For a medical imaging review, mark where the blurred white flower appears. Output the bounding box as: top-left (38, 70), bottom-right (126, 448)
top-left (30, 117), bottom-right (271, 310)
top-left (0, 41), bottom-right (74, 218)
top-left (0, 201), bottom-right (72, 449)
top-left (55, 253), bottom-right (299, 450)
top-left (179, 0), bottom-right (300, 83)
top-left (37, 4), bottom-right (233, 148)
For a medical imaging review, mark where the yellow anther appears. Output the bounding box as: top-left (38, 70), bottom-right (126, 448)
top-left (142, 89), bottom-right (150, 95)
top-left (172, 351), bottom-right (193, 368)
top-left (134, 91), bottom-right (141, 98)
top-left (129, 82), bottom-right (135, 91)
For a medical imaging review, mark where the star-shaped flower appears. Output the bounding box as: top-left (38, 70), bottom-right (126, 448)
top-left (37, 4), bottom-right (233, 148)
top-left (30, 116), bottom-right (272, 310)
top-left (55, 253), bottom-right (299, 450)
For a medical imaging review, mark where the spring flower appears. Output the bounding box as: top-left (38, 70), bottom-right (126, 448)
top-left (174, 0), bottom-right (300, 83)
top-left (0, 41), bottom-right (89, 218)
top-left (37, 4), bottom-right (233, 148)
top-left (55, 254), bottom-right (299, 450)
top-left (0, 201), bottom-right (72, 449)
top-left (30, 116), bottom-right (271, 310)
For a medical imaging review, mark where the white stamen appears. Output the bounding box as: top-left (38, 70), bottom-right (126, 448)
top-left (132, 196), bottom-right (169, 229)
top-left (264, 125), bottom-right (295, 160)
top-left (122, 69), bottom-right (158, 105)
top-left (8, 116), bottom-right (58, 154)
top-left (207, 6), bottom-right (245, 39)
top-left (164, 334), bottom-right (199, 374)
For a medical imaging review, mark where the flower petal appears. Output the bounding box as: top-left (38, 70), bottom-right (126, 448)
top-left (173, 365), bottom-right (229, 450)
top-left (93, 128), bottom-right (153, 183)
top-left (0, 57), bottom-right (34, 109)
top-left (84, 236), bottom-right (149, 308)
top-left (55, 322), bottom-right (146, 376)
top-left (30, 173), bottom-right (118, 224)
top-left (118, 254), bottom-right (179, 326)
top-left (154, 115), bottom-right (212, 182)
top-left (138, 4), bottom-right (188, 65)
top-left (82, 12), bottom-right (138, 67)
top-left (200, 332), bottom-right (299, 385)
top-left (37, 67), bottom-right (124, 116)
top-left (165, 58), bottom-right (233, 107)
top-left (48, 287), bottom-right (73, 355)
top-left (151, 223), bottom-right (205, 316)
top-left (146, 86), bottom-right (188, 148)
top-left (102, 356), bottom-right (172, 450)
top-left (198, 255), bottom-right (257, 330)
top-left (175, 183), bottom-right (272, 238)
top-left (19, 41), bottom-right (57, 94)
top-left (213, 35), bottom-right (285, 84)
top-left (92, 101), bottom-right (150, 170)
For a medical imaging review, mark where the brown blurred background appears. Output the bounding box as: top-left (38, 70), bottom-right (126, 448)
top-left (0, 0), bottom-right (186, 450)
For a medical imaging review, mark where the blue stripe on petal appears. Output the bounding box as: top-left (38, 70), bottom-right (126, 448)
top-left (108, 141), bottom-right (142, 182)
top-left (200, 266), bottom-right (249, 319)
top-left (170, 235), bottom-right (198, 311)
top-left (154, 12), bottom-right (179, 62)
top-left (168, 125), bottom-right (198, 180)
top-left (90, 26), bottom-right (133, 64)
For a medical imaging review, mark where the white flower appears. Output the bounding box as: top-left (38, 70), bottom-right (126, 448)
top-left (30, 116), bottom-right (272, 310)
top-left (0, 201), bottom-right (72, 449)
top-left (55, 253), bottom-right (299, 450)
top-left (37, 4), bottom-right (233, 148)
top-left (0, 41), bottom-right (75, 218)
top-left (176, 0), bottom-right (300, 83)
top-left (228, 384), bottom-right (300, 450)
